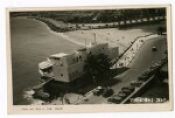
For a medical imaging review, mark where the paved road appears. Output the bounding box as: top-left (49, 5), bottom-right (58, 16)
top-left (80, 35), bottom-right (167, 104)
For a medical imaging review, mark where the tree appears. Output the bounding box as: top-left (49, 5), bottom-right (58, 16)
top-left (157, 26), bottom-right (165, 35)
top-left (83, 53), bottom-right (112, 85)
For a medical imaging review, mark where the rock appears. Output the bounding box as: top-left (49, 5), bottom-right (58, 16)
top-left (33, 89), bottom-right (50, 100)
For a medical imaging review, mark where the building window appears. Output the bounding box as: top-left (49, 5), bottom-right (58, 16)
top-left (79, 56), bottom-right (82, 61)
top-left (61, 73), bottom-right (63, 77)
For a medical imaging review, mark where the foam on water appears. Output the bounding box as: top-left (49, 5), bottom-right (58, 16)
top-left (23, 89), bottom-right (45, 105)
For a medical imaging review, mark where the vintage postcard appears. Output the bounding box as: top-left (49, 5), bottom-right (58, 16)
top-left (7, 5), bottom-right (173, 114)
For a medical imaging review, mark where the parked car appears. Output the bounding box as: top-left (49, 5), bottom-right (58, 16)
top-left (143, 69), bottom-right (151, 75)
top-left (93, 86), bottom-right (105, 96)
top-left (130, 80), bottom-right (144, 87)
top-left (93, 90), bottom-right (100, 96)
top-left (102, 88), bottom-right (114, 98)
top-left (138, 75), bottom-right (148, 81)
top-left (122, 89), bottom-right (132, 95)
top-left (108, 96), bottom-right (123, 104)
top-left (121, 86), bottom-right (135, 91)
top-left (117, 92), bottom-right (127, 98)
top-left (150, 63), bottom-right (161, 70)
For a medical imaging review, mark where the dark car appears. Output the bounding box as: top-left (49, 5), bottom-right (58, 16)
top-left (117, 92), bottom-right (127, 98)
top-left (93, 89), bottom-right (103, 96)
top-left (150, 65), bottom-right (159, 70)
top-left (150, 62), bottom-right (161, 71)
top-left (138, 75), bottom-right (148, 81)
top-left (142, 70), bottom-right (152, 76)
top-left (108, 96), bottom-right (123, 104)
top-left (130, 80), bottom-right (143, 87)
top-left (93, 86), bottom-right (105, 96)
top-left (122, 89), bottom-right (132, 95)
top-left (102, 88), bottom-right (114, 98)
top-left (121, 86), bottom-right (135, 91)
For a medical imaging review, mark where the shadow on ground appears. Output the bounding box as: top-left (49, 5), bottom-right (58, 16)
top-left (42, 67), bottom-right (129, 98)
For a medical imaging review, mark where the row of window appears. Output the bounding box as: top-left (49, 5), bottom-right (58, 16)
top-left (71, 55), bottom-right (83, 64)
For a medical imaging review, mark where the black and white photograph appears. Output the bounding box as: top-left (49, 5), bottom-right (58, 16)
top-left (7, 5), bottom-right (173, 113)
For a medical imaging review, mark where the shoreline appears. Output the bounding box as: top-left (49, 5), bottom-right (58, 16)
top-left (12, 17), bottom-right (166, 105)
top-left (27, 17), bottom-right (86, 46)
top-left (32, 16), bottom-right (165, 31)
top-left (29, 16), bottom-right (165, 53)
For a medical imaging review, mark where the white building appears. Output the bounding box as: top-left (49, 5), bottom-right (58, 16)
top-left (38, 42), bottom-right (119, 83)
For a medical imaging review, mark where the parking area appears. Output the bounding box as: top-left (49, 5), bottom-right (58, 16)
top-left (77, 36), bottom-right (167, 104)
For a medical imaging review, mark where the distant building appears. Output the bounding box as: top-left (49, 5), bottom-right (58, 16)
top-left (38, 42), bottom-right (119, 83)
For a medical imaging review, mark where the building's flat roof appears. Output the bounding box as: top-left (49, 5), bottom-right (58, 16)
top-left (87, 42), bottom-right (108, 48)
top-left (39, 61), bottom-right (53, 70)
top-left (50, 53), bottom-right (68, 58)
top-left (77, 48), bottom-right (87, 52)
top-left (48, 42), bottom-right (114, 59)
